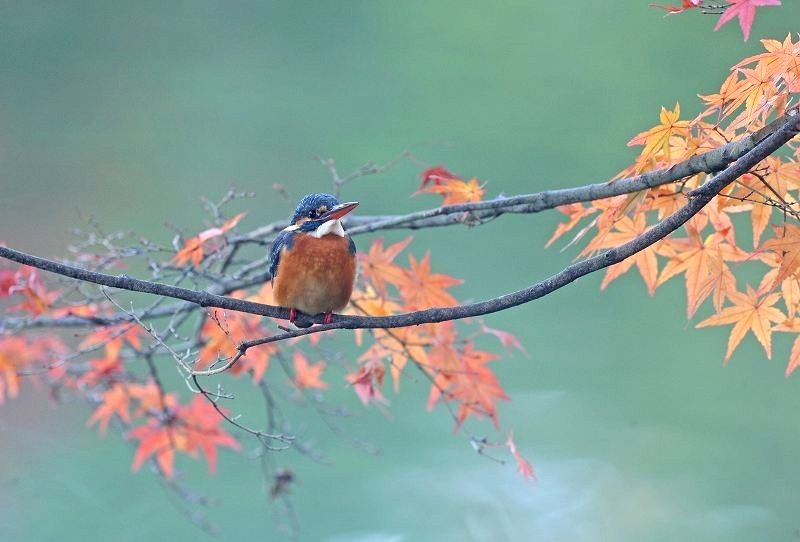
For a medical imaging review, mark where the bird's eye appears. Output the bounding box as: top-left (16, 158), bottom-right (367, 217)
top-left (308, 209), bottom-right (319, 219)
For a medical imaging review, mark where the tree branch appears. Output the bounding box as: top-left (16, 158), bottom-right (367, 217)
top-left (2, 112), bottom-right (797, 341)
top-left (236, 108), bottom-right (799, 241)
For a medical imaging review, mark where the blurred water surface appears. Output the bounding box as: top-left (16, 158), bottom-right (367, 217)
top-left (1, 2), bottom-right (799, 541)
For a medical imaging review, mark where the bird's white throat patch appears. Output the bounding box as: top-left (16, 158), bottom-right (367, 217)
top-left (310, 219), bottom-right (346, 238)
top-left (281, 219), bottom-right (346, 238)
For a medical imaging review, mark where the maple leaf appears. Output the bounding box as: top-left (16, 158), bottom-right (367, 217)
top-left (127, 380), bottom-right (178, 416)
top-left (425, 330), bottom-right (507, 430)
top-left (657, 224), bottom-right (745, 318)
top-left (590, 215), bottom-right (660, 295)
top-left (417, 178), bottom-right (485, 205)
top-left (788, 335), bottom-right (800, 376)
top-left (129, 422), bottom-right (179, 478)
top-left (738, 61), bottom-right (778, 123)
top-left (179, 395), bottom-right (241, 474)
top-left (77, 354), bottom-right (123, 388)
top-left (129, 395), bottom-right (239, 478)
top-left (80, 323), bottom-right (143, 360)
top-left (698, 72), bottom-right (749, 116)
top-left (451, 344), bottom-right (507, 429)
top-left (357, 236), bottom-right (413, 299)
top-left (0, 336), bottom-right (29, 403)
top-left (292, 351), bottom-right (327, 390)
top-left (480, 322), bottom-right (528, 356)
top-left (774, 319), bottom-right (800, 376)
top-left (713, 0), bottom-right (781, 42)
top-left (506, 432), bottom-right (535, 482)
top-left (0, 269), bottom-right (15, 296)
top-left (7, 267), bottom-right (59, 315)
top-left (196, 298), bottom-right (273, 382)
top-left (649, 0), bottom-right (702, 14)
top-left (172, 211), bottom-right (246, 268)
top-left (418, 165), bottom-right (458, 190)
top-left (346, 358), bottom-right (388, 406)
top-left (761, 224), bottom-right (800, 288)
top-left (696, 285), bottom-right (785, 362)
top-left (397, 252), bottom-right (463, 309)
top-left (358, 326), bottom-right (428, 390)
top-left (627, 103), bottom-right (691, 166)
top-left (87, 383), bottom-right (132, 435)
top-left (735, 35), bottom-right (800, 80)
top-left (545, 203), bottom-right (597, 248)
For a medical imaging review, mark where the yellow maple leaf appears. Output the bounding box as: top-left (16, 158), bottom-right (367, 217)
top-left (696, 285), bottom-right (785, 363)
top-left (627, 103), bottom-right (691, 166)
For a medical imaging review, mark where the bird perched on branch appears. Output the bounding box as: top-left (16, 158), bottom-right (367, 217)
top-left (269, 193), bottom-right (358, 327)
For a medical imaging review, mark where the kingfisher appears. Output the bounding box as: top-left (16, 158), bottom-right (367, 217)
top-left (269, 193), bottom-right (358, 327)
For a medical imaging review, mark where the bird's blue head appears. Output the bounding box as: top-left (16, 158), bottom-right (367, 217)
top-left (290, 193), bottom-right (358, 232)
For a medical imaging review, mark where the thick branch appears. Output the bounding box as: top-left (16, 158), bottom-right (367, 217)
top-left (2, 112), bottom-right (797, 340)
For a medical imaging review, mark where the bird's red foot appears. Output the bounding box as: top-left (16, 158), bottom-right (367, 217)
top-left (289, 308), bottom-right (298, 323)
top-left (323, 311), bottom-right (334, 324)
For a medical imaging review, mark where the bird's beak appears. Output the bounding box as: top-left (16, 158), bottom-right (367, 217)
top-left (320, 201), bottom-right (358, 221)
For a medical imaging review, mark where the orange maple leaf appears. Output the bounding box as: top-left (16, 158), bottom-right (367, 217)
top-left (0, 336), bottom-right (30, 403)
top-left (545, 203), bottom-right (597, 248)
top-left (179, 395), bottom-right (242, 474)
top-left (397, 252), bottom-right (462, 309)
top-left (738, 61), bottom-right (778, 123)
top-left (127, 380), bottom-right (178, 416)
top-left (357, 236), bottom-right (413, 299)
top-left (129, 422), bottom-right (180, 477)
top-left (87, 383), bottom-right (132, 435)
top-left (417, 178), bottom-right (485, 205)
top-left (761, 224), bottom-right (800, 288)
top-left (129, 395), bottom-right (239, 478)
top-left (657, 224), bottom-right (745, 318)
top-left (77, 354), bottom-right (123, 388)
top-left (292, 351), bottom-right (327, 390)
top-left (80, 323), bottom-right (143, 360)
top-left (590, 215), bottom-right (660, 295)
top-left (735, 35), bottom-right (800, 82)
top-left (696, 285), bottom-right (785, 363)
top-left (699, 71), bottom-right (749, 116)
top-left (172, 211), bottom-right (247, 268)
top-left (6, 267), bottom-right (59, 315)
top-left (774, 319), bottom-right (800, 376)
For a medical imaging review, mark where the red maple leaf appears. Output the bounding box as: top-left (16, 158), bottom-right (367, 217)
top-left (346, 358), bottom-right (388, 406)
top-left (0, 269), bottom-right (15, 296)
top-left (506, 432), bottom-right (535, 482)
top-left (714, 0), bottom-right (781, 41)
top-left (418, 165), bottom-right (458, 190)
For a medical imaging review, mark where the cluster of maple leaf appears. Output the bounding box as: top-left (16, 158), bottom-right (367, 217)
top-left (549, 35), bottom-right (800, 373)
top-left (0, 165), bottom-right (534, 483)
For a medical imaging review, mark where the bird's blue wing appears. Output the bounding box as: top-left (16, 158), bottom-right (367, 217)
top-left (268, 229), bottom-right (296, 282)
top-left (347, 235), bottom-right (356, 256)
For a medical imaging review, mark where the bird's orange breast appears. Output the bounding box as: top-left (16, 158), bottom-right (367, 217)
top-left (272, 233), bottom-right (356, 315)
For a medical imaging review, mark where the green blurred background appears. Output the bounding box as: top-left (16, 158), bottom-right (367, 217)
top-left (2, 2), bottom-right (800, 541)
